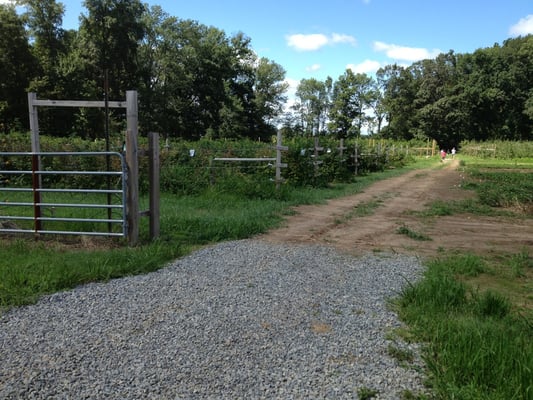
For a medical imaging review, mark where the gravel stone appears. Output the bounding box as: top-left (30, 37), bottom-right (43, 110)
top-left (0, 239), bottom-right (429, 399)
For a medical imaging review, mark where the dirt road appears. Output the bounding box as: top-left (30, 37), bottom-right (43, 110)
top-left (260, 160), bottom-right (533, 259)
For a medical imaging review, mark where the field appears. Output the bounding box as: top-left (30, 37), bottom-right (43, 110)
top-left (1, 148), bottom-right (532, 399)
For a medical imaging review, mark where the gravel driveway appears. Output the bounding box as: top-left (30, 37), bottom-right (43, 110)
top-left (0, 240), bottom-right (428, 399)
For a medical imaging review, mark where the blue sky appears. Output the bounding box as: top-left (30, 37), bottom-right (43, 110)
top-left (4, 0), bottom-right (533, 96)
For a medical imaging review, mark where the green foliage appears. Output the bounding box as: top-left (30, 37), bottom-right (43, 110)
top-left (1, 158), bottom-right (433, 309)
top-left (0, 4), bottom-right (36, 134)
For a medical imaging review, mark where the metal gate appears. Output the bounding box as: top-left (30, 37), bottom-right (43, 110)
top-left (0, 151), bottom-right (127, 237)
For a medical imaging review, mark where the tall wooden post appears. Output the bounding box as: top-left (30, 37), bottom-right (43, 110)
top-left (126, 91), bottom-right (139, 246)
top-left (354, 142), bottom-right (359, 176)
top-left (28, 93), bottom-right (42, 234)
top-left (275, 130), bottom-right (288, 190)
top-left (148, 132), bottom-right (160, 239)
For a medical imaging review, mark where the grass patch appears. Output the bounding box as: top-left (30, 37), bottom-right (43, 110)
top-left (396, 225), bottom-right (432, 241)
top-left (419, 199), bottom-right (513, 217)
top-left (416, 157), bottom-right (533, 219)
top-left (0, 238), bottom-right (187, 309)
top-left (335, 198), bottom-right (383, 224)
top-left (396, 252), bottom-right (533, 399)
top-left (460, 159), bottom-right (533, 209)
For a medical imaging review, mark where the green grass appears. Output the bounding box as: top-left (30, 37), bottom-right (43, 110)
top-left (395, 254), bottom-right (533, 400)
top-left (394, 158), bottom-right (533, 399)
top-left (0, 239), bottom-right (186, 308)
top-left (0, 157), bottom-right (435, 310)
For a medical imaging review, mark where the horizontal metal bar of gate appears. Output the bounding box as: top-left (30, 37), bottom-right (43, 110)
top-left (0, 188), bottom-right (122, 194)
top-left (0, 151), bottom-right (126, 238)
top-left (0, 201), bottom-right (123, 209)
top-left (1, 170), bottom-right (123, 176)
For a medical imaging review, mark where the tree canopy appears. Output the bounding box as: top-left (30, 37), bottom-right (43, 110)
top-left (0, 1), bottom-right (532, 145)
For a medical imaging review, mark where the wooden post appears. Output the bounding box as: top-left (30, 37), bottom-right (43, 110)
top-left (338, 138), bottom-right (346, 158)
top-left (148, 132), bottom-right (160, 239)
top-left (126, 91), bottom-right (139, 246)
top-left (28, 93), bottom-right (40, 153)
top-left (354, 142), bottom-right (359, 176)
top-left (275, 130), bottom-right (288, 190)
top-left (28, 93), bottom-right (42, 235)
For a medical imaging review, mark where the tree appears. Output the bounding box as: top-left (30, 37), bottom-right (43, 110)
top-left (19, 0), bottom-right (65, 74)
top-left (414, 51), bottom-right (462, 146)
top-left (0, 4), bottom-right (36, 133)
top-left (366, 79), bottom-right (386, 136)
top-left (253, 57), bottom-right (288, 128)
top-left (329, 70), bottom-right (373, 138)
top-left (377, 64), bottom-right (420, 140)
top-left (80, 0), bottom-right (145, 100)
top-left (293, 78), bottom-right (330, 136)
top-left (18, 0), bottom-right (78, 136)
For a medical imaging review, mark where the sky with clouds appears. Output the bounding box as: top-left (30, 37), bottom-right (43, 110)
top-left (3, 0), bottom-right (533, 95)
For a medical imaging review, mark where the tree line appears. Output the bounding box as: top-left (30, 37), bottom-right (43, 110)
top-left (285, 37), bottom-right (533, 149)
top-left (1, 0), bottom-right (532, 148)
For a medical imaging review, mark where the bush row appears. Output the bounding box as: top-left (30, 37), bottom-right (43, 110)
top-left (459, 140), bottom-right (533, 159)
top-left (1, 132), bottom-right (420, 196)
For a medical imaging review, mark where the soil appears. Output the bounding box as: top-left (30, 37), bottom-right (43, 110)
top-left (259, 159), bottom-right (533, 260)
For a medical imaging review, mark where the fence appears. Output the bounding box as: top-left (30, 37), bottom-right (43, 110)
top-left (0, 151), bottom-right (126, 237)
top-left (212, 130), bottom-right (287, 189)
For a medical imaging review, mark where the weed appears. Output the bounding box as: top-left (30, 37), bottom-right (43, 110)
top-left (387, 344), bottom-right (414, 363)
top-left (472, 289), bottom-right (511, 319)
top-left (357, 386), bottom-right (379, 399)
top-left (334, 199), bottom-right (383, 225)
top-left (351, 199), bottom-right (383, 217)
top-left (400, 390), bottom-right (428, 399)
top-left (431, 253), bottom-right (486, 277)
top-left (396, 225), bottom-right (432, 241)
top-left (507, 250), bottom-right (533, 278)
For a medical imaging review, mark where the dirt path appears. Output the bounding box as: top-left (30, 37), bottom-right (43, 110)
top-left (259, 160), bottom-right (533, 259)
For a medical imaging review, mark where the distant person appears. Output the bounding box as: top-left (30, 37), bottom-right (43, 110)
top-left (440, 149), bottom-right (446, 161)
top-left (451, 147), bottom-right (456, 159)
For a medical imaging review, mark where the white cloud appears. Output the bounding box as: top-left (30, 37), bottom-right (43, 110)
top-left (509, 15), bottom-right (533, 36)
top-left (373, 41), bottom-right (441, 62)
top-left (306, 63), bottom-right (322, 72)
top-left (331, 33), bottom-right (357, 46)
top-left (286, 34), bottom-right (329, 51)
top-left (347, 59), bottom-right (382, 74)
top-left (0, 0), bottom-right (16, 4)
top-left (286, 33), bottom-right (357, 51)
